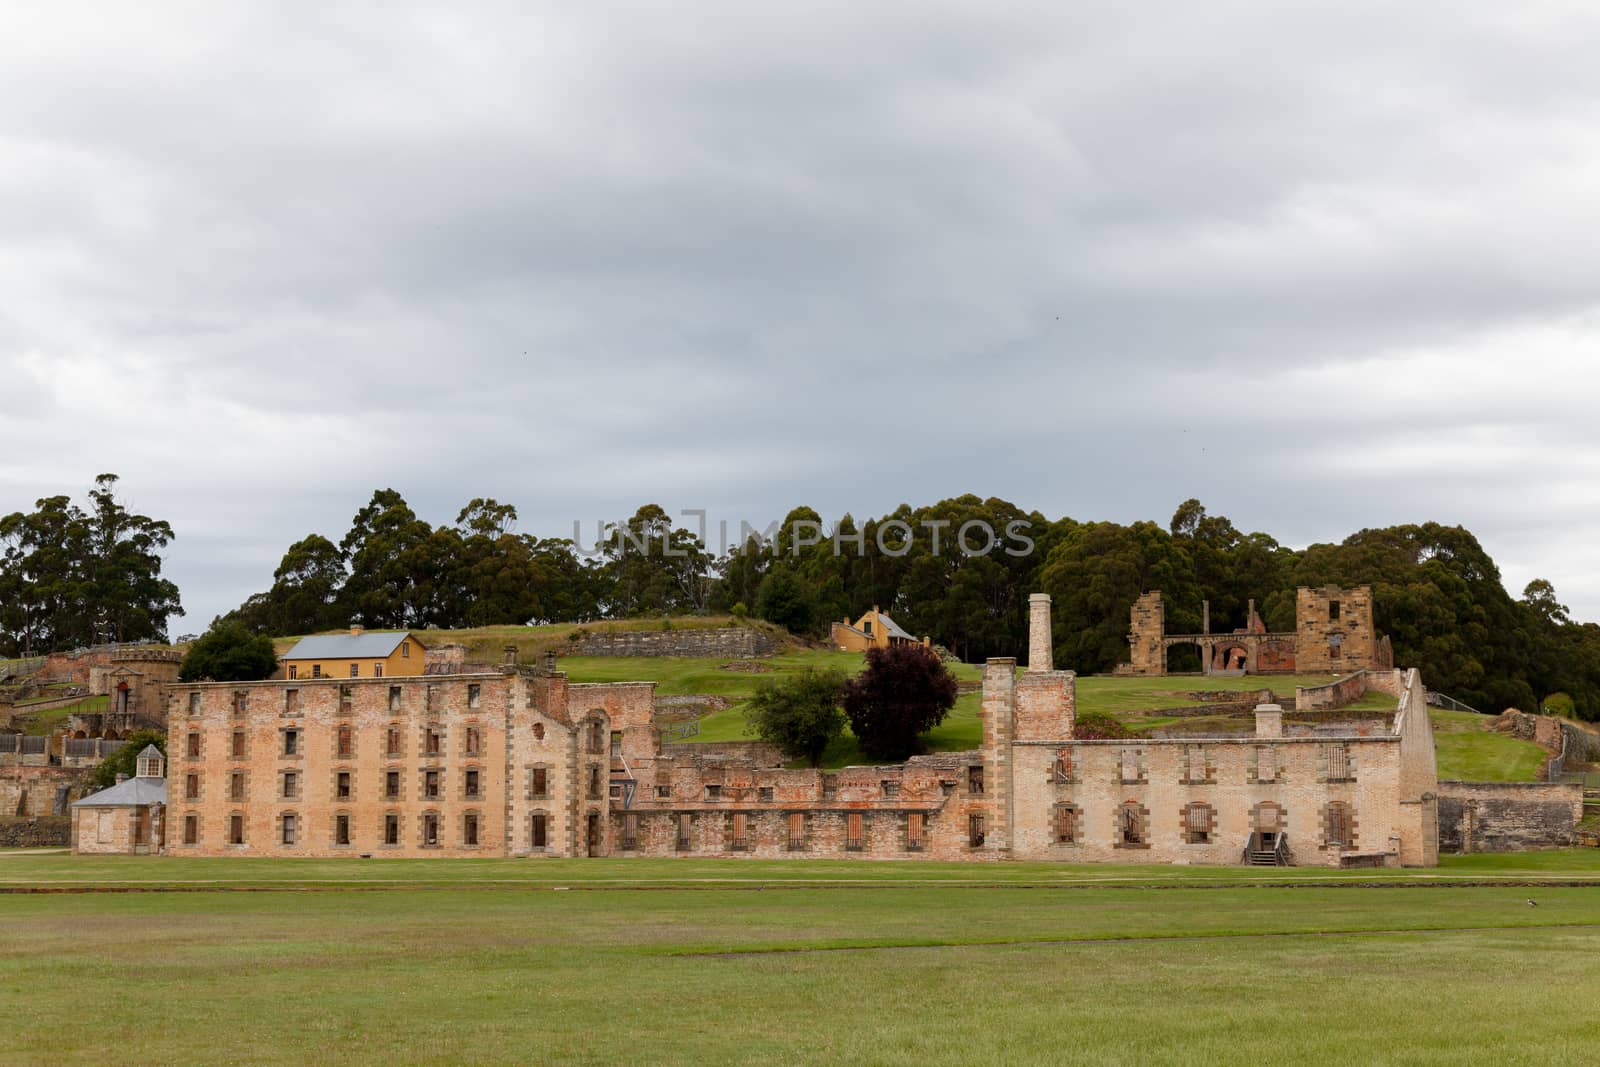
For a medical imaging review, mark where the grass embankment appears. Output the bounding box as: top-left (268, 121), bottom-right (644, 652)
top-left (2, 851), bottom-right (1599, 1065)
top-left (273, 615), bottom-right (794, 662)
top-left (1431, 708), bottom-right (1548, 782)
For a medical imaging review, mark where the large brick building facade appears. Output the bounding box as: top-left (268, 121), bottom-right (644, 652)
top-left (152, 597), bottom-right (1440, 867)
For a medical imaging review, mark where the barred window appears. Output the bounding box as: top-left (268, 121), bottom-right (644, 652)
top-left (676, 813), bottom-right (694, 851)
top-left (1053, 804), bottom-right (1077, 845)
top-left (968, 813), bottom-right (986, 848)
top-left (622, 812), bottom-right (639, 850)
top-left (1327, 744), bottom-right (1353, 782)
top-left (729, 812), bottom-right (749, 851)
top-left (1184, 802), bottom-right (1213, 844)
top-left (846, 812), bottom-right (864, 851)
top-left (787, 812), bottom-right (807, 851)
top-left (906, 811), bottom-right (926, 851)
top-left (1119, 804), bottom-right (1144, 845)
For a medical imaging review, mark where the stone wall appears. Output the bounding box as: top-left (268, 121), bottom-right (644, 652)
top-left (1437, 781), bottom-right (1583, 852)
top-left (1125, 592), bottom-right (1165, 675)
top-left (662, 741), bottom-right (786, 766)
top-left (1295, 671), bottom-right (1370, 712)
top-left (567, 627), bottom-right (780, 659)
top-left (0, 815), bottom-right (71, 848)
top-left (0, 764), bottom-right (94, 817)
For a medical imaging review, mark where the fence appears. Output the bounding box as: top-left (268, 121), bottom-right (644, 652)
top-left (63, 738), bottom-right (125, 760)
top-left (1427, 692), bottom-right (1482, 714)
top-left (0, 735), bottom-right (49, 756)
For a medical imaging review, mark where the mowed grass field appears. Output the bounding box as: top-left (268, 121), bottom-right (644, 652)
top-left (2, 852), bottom-right (1599, 1065)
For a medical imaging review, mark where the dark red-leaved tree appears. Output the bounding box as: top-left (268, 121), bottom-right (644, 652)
top-left (842, 643), bottom-right (959, 761)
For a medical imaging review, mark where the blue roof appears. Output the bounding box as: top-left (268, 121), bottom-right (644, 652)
top-left (282, 631), bottom-right (412, 661)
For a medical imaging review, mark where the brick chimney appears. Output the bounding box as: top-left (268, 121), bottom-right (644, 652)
top-left (504, 645), bottom-right (518, 666)
top-left (350, 624), bottom-right (365, 637)
top-left (1028, 592), bottom-right (1053, 672)
top-left (542, 650), bottom-right (557, 673)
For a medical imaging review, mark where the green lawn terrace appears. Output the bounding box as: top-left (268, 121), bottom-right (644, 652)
top-left (543, 650), bottom-right (1542, 781)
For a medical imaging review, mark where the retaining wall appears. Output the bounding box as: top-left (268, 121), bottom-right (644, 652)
top-left (1436, 781), bottom-right (1583, 852)
top-left (568, 627), bottom-right (781, 658)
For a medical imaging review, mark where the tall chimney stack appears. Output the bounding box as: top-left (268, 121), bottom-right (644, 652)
top-left (1028, 592), bottom-right (1053, 672)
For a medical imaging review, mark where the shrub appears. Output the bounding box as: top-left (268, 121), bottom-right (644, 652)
top-left (744, 669), bottom-right (847, 767)
top-left (841, 644), bottom-right (958, 761)
top-left (1073, 712), bottom-right (1135, 740)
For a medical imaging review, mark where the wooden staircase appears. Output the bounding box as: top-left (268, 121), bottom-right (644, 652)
top-left (1243, 832), bottom-right (1289, 866)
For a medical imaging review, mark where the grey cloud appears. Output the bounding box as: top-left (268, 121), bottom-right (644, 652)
top-left (2, 2), bottom-right (1599, 626)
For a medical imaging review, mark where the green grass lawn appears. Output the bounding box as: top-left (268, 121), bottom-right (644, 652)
top-left (2, 852), bottom-right (1598, 1065)
top-left (8, 695), bottom-right (108, 736)
top-left (1431, 708), bottom-right (1548, 782)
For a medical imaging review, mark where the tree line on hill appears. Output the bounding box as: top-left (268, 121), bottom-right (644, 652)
top-left (6, 478), bottom-right (1600, 720)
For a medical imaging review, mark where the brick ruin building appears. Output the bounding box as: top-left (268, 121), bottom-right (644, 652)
top-left (145, 597), bottom-right (1440, 867)
top-left (1120, 584), bottom-right (1395, 676)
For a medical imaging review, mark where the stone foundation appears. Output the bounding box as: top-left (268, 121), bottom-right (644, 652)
top-left (1436, 781), bottom-right (1583, 852)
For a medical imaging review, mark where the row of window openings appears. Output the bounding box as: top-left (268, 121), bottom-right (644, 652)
top-left (200, 809), bottom-right (496, 849)
top-left (659, 767), bottom-right (985, 804)
top-left (195, 680), bottom-right (483, 717)
top-left (1102, 746), bottom-right (1355, 784)
top-left (189, 724), bottom-right (486, 760)
top-left (624, 811), bottom-right (967, 852)
top-left (194, 767), bottom-right (493, 803)
top-left (1055, 802), bottom-right (1357, 848)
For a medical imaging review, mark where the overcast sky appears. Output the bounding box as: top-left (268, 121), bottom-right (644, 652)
top-left (3, 3), bottom-right (1599, 631)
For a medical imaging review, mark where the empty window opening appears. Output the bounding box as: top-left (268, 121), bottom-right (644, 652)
top-left (531, 814), bottom-right (548, 849)
top-left (389, 686), bottom-right (402, 712)
top-left (464, 812), bottom-right (480, 847)
top-left (385, 771), bottom-right (401, 799)
top-left (186, 732), bottom-right (201, 758)
top-left (230, 772), bottom-right (246, 802)
top-left (531, 767), bottom-right (549, 798)
top-left (967, 765), bottom-right (984, 795)
top-left (465, 769), bottom-right (481, 798)
top-left (336, 771), bottom-right (351, 800)
top-left (231, 731), bottom-right (246, 759)
top-left (384, 814), bottom-right (400, 845)
top-left (229, 814), bottom-right (244, 845)
top-left (424, 770), bottom-right (440, 799)
top-left (184, 773), bottom-right (199, 801)
top-left (422, 813), bottom-right (439, 847)
top-left (335, 814), bottom-right (351, 846)
top-left (468, 684), bottom-right (481, 709)
top-left (968, 813), bottom-right (986, 848)
top-left (183, 815), bottom-right (198, 845)
top-left (283, 729), bottom-right (299, 756)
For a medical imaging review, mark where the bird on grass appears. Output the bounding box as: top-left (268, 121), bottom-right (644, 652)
top-left (1527, 898), bottom-right (1539, 907)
